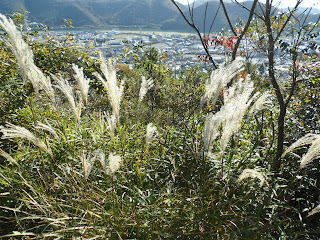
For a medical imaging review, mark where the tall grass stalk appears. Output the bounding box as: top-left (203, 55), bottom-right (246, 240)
top-left (0, 123), bottom-right (53, 157)
top-left (282, 133), bottom-right (320, 169)
top-left (139, 76), bottom-right (154, 102)
top-left (72, 64), bottom-right (91, 105)
top-left (0, 148), bottom-right (20, 167)
top-left (146, 123), bottom-right (157, 150)
top-left (0, 13), bottom-right (56, 104)
top-left (203, 74), bottom-right (270, 158)
top-left (94, 58), bottom-right (124, 120)
top-left (54, 75), bottom-right (82, 122)
top-left (201, 57), bottom-right (244, 106)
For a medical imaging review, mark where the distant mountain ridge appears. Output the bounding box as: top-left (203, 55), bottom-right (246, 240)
top-left (0, 0), bottom-right (319, 32)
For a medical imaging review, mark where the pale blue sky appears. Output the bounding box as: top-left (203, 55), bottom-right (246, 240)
top-left (175, 0), bottom-right (320, 9)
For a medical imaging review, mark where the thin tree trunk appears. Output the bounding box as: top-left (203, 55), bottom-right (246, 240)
top-left (265, 0), bottom-right (286, 171)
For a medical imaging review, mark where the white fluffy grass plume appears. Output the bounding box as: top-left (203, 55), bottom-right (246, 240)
top-left (54, 75), bottom-right (82, 121)
top-left (282, 134), bottom-right (320, 169)
top-left (72, 64), bottom-right (90, 105)
top-left (203, 73), bottom-right (271, 157)
top-left (81, 151), bottom-right (95, 180)
top-left (108, 153), bottom-right (122, 177)
top-left (203, 113), bottom-right (221, 153)
top-left (0, 123), bottom-right (52, 157)
top-left (238, 169), bottom-right (267, 187)
top-left (81, 149), bottom-right (107, 179)
top-left (0, 14), bottom-right (55, 104)
top-left (105, 113), bottom-right (117, 139)
top-left (201, 57), bottom-right (245, 106)
top-left (146, 123), bottom-right (157, 149)
top-left (139, 76), bottom-right (154, 102)
top-left (36, 121), bottom-right (60, 141)
top-left (94, 58), bottom-right (124, 119)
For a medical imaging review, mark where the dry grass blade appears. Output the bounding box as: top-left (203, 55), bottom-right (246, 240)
top-left (0, 148), bottom-right (20, 167)
top-left (54, 75), bottom-right (82, 121)
top-left (0, 123), bottom-right (52, 157)
top-left (282, 134), bottom-right (320, 169)
top-left (307, 204), bottom-right (320, 217)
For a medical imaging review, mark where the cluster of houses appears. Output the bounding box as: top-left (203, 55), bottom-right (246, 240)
top-left (34, 28), bottom-right (320, 74)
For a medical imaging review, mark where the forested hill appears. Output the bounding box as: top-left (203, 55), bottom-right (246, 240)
top-left (0, 0), bottom-right (319, 31)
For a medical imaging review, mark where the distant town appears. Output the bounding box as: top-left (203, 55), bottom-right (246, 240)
top-left (30, 28), bottom-right (320, 74)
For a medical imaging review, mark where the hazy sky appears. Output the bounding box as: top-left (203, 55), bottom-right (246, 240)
top-left (175, 0), bottom-right (320, 9)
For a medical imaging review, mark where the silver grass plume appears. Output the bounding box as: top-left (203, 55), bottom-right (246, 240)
top-left (81, 151), bottom-right (95, 180)
top-left (94, 58), bottom-right (124, 119)
top-left (81, 150), bottom-right (109, 179)
top-left (0, 123), bottom-right (52, 157)
top-left (307, 204), bottom-right (320, 217)
top-left (35, 121), bottom-right (60, 141)
top-left (54, 75), bottom-right (82, 121)
top-left (105, 112), bottom-right (117, 139)
top-left (98, 112), bottom-right (106, 134)
top-left (108, 153), bottom-right (122, 177)
top-left (203, 113), bottom-right (222, 153)
top-left (219, 77), bottom-right (255, 156)
top-left (203, 75), bottom-right (270, 157)
top-left (94, 112), bottom-right (116, 140)
top-left (238, 169), bottom-right (267, 187)
top-left (282, 134), bottom-right (318, 157)
top-left (95, 149), bottom-right (107, 174)
top-left (72, 64), bottom-right (90, 105)
top-left (249, 91), bottom-right (272, 115)
top-left (0, 148), bottom-right (20, 167)
top-left (139, 76), bottom-right (154, 102)
top-left (201, 58), bottom-right (244, 106)
top-left (146, 123), bottom-right (157, 149)
top-left (282, 134), bottom-right (320, 169)
top-left (0, 14), bottom-right (55, 104)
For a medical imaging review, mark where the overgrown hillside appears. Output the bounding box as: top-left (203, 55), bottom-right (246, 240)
top-left (1, 11), bottom-right (320, 239)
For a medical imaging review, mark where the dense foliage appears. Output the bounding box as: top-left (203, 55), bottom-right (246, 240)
top-left (0, 13), bottom-right (320, 240)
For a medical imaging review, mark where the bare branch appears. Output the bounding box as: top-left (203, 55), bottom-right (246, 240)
top-left (220, 0), bottom-right (237, 36)
top-left (232, 0), bottom-right (258, 60)
top-left (274, 0), bottom-right (303, 42)
top-left (204, 2), bottom-right (209, 39)
top-left (208, 2), bottom-right (221, 36)
top-left (170, 0), bottom-right (218, 69)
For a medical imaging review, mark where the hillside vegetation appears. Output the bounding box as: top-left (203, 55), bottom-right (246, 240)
top-left (0, 11), bottom-right (320, 239)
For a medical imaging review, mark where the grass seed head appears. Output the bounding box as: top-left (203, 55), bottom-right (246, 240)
top-left (238, 169), bottom-right (267, 187)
